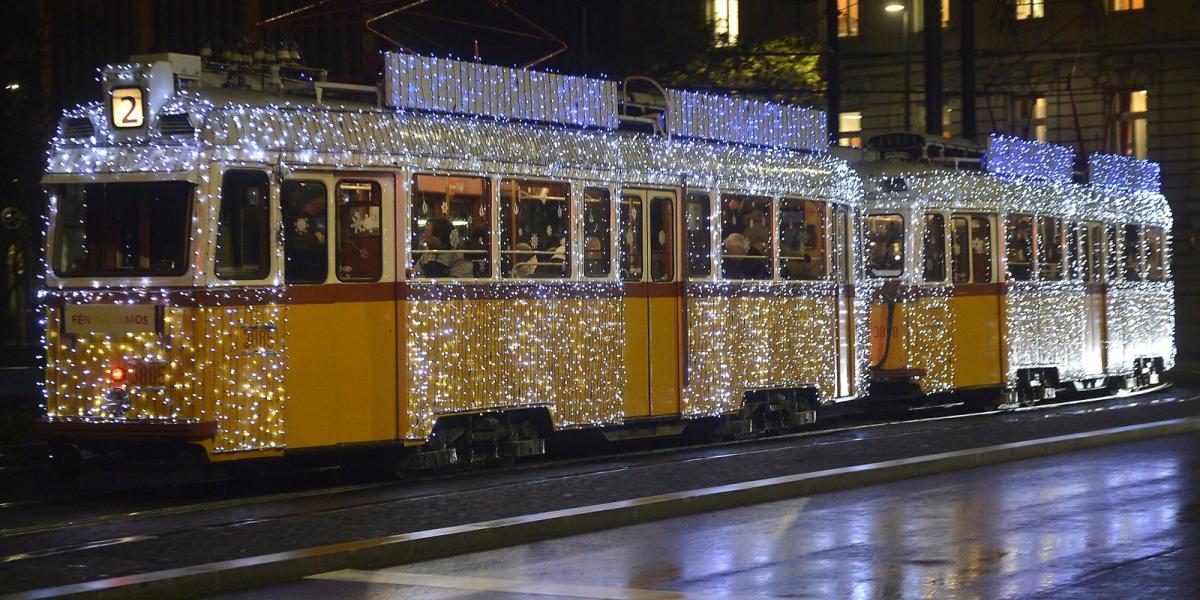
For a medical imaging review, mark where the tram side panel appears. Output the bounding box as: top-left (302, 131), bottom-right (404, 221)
top-left (1005, 282), bottom-right (1089, 384)
top-left (683, 285), bottom-right (841, 414)
top-left (1106, 281), bottom-right (1175, 375)
top-left (401, 285), bottom-right (627, 440)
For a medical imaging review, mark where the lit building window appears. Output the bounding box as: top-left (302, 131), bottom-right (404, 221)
top-left (1014, 96), bottom-right (1048, 142)
top-left (838, 111), bottom-right (862, 147)
top-left (1015, 0), bottom-right (1044, 20)
top-left (708, 0), bottom-right (740, 47)
top-left (1109, 0), bottom-right (1145, 10)
top-left (1113, 90), bottom-right (1148, 159)
top-left (942, 0), bottom-right (951, 27)
top-left (942, 104), bottom-right (953, 138)
top-left (838, 0), bottom-right (859, 37)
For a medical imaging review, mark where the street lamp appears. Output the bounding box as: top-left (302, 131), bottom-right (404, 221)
top-left (885, 1), bottom-right (912, 132)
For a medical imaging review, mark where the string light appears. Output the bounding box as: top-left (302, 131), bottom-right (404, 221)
top-left (863, 135), bottom-right (1173, 392)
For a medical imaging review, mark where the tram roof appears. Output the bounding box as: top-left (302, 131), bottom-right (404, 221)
top-left (857, 160), bottom-right (1170, 227)
top-left (48, 83), bottom-right (860, 204)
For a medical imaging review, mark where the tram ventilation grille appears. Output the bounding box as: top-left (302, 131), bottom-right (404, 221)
top-left (62, 117), bottom-right (95, 139)
top-left (159, 113), bottom-right (195, 136)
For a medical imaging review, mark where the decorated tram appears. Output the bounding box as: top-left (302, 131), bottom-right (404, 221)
top-left (860, 133), bottom-right (1174, 406)
top-left (38, 53), bottom-right (866, 467)
top-left (36, 52), bottom-right (1173, 471)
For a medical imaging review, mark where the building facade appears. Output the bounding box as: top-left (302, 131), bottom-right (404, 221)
top-left (817, 0), bottom-right (1200, 354)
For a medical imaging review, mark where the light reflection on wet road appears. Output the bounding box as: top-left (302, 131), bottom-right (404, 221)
top-left (215, 433), bottom-right (1200, 599)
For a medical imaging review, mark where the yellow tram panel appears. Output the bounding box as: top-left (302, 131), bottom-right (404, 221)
top-left (284, 299), bottom-right (398, 449)
top-left (948, 290), bottom-right (1004, 389)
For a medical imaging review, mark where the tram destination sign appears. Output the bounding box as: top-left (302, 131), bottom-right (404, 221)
top-left (63, 305), bottom-right (163, 336)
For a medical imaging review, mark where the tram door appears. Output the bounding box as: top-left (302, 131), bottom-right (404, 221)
top-left (1082, 221), bottom-right (1108, 374)
top-left (280, 171), bottom-right (399, 448)
top-left (619, 189), bottom-right (682, 418)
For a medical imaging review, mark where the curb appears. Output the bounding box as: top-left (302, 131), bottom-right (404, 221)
top-left (8, 416), bottom-right (1200, 600)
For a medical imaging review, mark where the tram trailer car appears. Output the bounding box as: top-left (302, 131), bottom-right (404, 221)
top-left (859, 133), bottom-right (1174, 407)
top-left (37, 53), bottom-right (867, 470)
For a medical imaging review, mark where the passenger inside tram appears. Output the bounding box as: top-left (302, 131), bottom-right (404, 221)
top-left (416, 217), bottom-right (465, 277)
top-left (720, 194), bottom-right (772, 280)
top-left (721, 233), bottom-right (769, 279)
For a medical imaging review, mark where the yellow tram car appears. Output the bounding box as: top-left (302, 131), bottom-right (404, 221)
top-left (860, 133), bottom-right (1173, 405)
top-left (38, 53), bottom-right (865, 467)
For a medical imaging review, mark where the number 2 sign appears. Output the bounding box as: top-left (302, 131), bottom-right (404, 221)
top-left (111, 87), bottom-right (145, 128)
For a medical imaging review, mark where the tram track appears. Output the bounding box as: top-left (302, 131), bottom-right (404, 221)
top-left (0, 382), bottom-right (1181, 545)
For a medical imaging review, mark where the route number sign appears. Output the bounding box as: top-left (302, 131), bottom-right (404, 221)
top-left (111, 87), bottom-right (145, 128)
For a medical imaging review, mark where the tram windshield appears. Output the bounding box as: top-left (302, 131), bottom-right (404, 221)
top-left (51, 182), bottom-right (192, 277)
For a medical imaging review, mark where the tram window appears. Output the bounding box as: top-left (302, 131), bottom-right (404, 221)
top-left (952, 215), bottom-right (994, 284)
top-left (619, 195), bottom-right (643, 281)
top-left (216, 170), bottom-right (271, 280)
top-left (1123, 223), bottom-right (1141, 281)
top-left (336, 181), bottom-right (383, 282)
top-left (1106, 223), bottom-right (1120, 282)
top-left (500, 179), bottom-right (570, 279)
top-left (281, 181), bottom-right (328, 284)
top-left (720, 194), bottom-right (772, 280)
top-left (971, 216), bottom-right (994, 283)
top-left (1066, 222), bottom-right (1081, 280)
top-left (865, 214), bottom-right (904, 278)
top-left (1084, 222), bottom-right (1104, 283)
top-left (1037, 216), bottom-right (1064, 281)
top-left (951, 217), bottom-right (970, 283)
top-left (831, 206), bottom-right (851, 284)
top-left (411, 174), bottom-right (492, 279)
top-left (650, 196), bottom-right (675, 281)
top-left (686, 192), bottom-right (712, 277)
top-left (583, 187), bottom-right (611, 278)
top-left (922, 213), bottom-right (947, 283)
top-left (1145, 226), bottom-right (1165, 282)
top-left (52, 181), bottom-right (192, 277)
top-left (1005, 214), bottom-right (1034, 281)
top-left (779, 199), bottom-right (827, 281)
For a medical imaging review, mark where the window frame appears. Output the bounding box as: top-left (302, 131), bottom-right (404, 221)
top-left (836, 0), bottom-right (859, 37)
top-left (215, 168), bottom-right (274, 282)
top-left (777, 197), bottom-right (829, 282)
top-left (1112, 90), bottom-right (1149, 160)
top-left (1122, 222), bottom-right (1143, 282)
top-left (50, 180), bottom-right (195, 280)
top-left (581, 184), bottom-right (615, 280)
top-left (921, 211), bottom-right (949, 284)
top-left (1005, 213), bottom-right (1036, 282)
top-left (1036, 215), bottom-right (1066, 281)
top-left (1014, 0), bottom-right (1045, 20)
top-left (719, 192), bottom-right (774, 281)
top-left (409, 172), bottom-right (496, 281)
top-left (865, 213), bottom-right (907, 279)
top-left (950, 213), bottom-right (997, 285)
top-left (1108, 0), bottom-right (1145, 12)
top-left (334, 179), bottom-right (384, 283)
top-left (280, 179), bottom-right (330, 285)
top-left (685, 190), bottom-right (715, 280)
top-left (498, 177), bottom-right (573, 280)
top-left (1144, 225), bottom-right (1165, 282)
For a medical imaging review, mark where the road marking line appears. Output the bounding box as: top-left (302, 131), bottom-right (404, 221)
top-left (309, 569), bottom-right (783, 600)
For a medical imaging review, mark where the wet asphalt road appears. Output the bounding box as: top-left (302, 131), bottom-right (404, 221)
top-left (214, 432), bottom-right (1200, 600)
top-left (2, 385), bottom-right (1198, 595)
